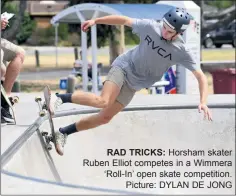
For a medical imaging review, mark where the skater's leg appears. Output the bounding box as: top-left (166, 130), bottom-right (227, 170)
top-left (59, 81), bottom-right (136, 135)
top-left (51, 66), bottom-right (125, 114)
top-left (55, 101), bottom-right (124, 155)
top-left (1, 39), bottom-right (25, 95)
top-left (71, 80), bottom-right (121, 108)
top-left (54, 81), bottom-right (136, 156)
top-left (62, 100), bottom-right (124, 134)
top-left (50, 81), bottom-right (121, 115)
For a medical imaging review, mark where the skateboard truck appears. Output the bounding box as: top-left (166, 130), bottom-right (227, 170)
top-left (41, 131), bottom-right (53, 151)
top-left (35, 96), bottom-right (46, 117)
top-left (9, 96), bottom-right (19, 106)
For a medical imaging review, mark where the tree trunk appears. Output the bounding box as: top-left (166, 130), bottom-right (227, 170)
top-left (1, 0), bottom-right (8, 9)
top-left (109, 25), bottom-right (125, 64)
top-left (2, 1), bottom-right (27, 41)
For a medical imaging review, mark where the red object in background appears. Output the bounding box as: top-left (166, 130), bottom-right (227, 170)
top-left (211, 69), bottom-right (235, 94)
top-left (163, 67), bottom-right (177, 94)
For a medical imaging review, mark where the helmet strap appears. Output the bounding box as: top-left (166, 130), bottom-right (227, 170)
top-left (170, 32), bottom-right (179, 41)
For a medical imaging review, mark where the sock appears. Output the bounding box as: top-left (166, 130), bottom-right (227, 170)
top-left (59, 123), bottom-right (77, 135)
top-left (56, 93), bottom-right (72, 103)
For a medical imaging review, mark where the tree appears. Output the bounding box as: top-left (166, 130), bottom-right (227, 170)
top-left (1, 1), bottom-right (28, 42)
top-left (69, 0), bottom-right (125, 63)
top-left (205, 0), bottom-right (234, 9)
top-left (193, 0), bottom-right (235, 37)
top-left (69, 0), bottom-right (157, 63)
top-left (202, 6), bottom-right (235, 37)
top-left (16, 12), bottom-right (37, 45)
top-left (69, 0), bottom-right (111, 49)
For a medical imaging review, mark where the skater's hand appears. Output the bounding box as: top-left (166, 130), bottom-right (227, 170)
top-left (198, 104), bottom-right (212, 121)
top-left (1, 18), bottom-right (8, 30)
top-left (81, 20), bottom-right (95, 32)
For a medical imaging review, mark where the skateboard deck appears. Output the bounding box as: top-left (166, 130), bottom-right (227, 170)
top-left (44, 85), bottom-right (57, 150)
top-left (35, 85), bottom-right (61, 155)
top-left (1, 84), bottom-right (19, 124)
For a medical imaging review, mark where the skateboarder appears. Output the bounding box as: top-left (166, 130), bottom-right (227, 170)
top-left (49, 7), bottom-right (213, 156)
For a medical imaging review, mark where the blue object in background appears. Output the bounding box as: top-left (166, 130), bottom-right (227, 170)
top-left (60, 78), bottom-right (67, 89)
top-left (164, 67), bottom-right (176, 94)
top-left (155, 67), bottom-right (177, 94)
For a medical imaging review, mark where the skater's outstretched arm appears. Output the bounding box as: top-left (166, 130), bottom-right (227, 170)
top-left (82, 15), bottom-right (133, 32)
top-left (192, 69), bottom-right (212, 121)
top-left (178, 46), bottom-right (212, 121)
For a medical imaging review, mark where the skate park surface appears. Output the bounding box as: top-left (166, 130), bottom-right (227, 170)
top-left (1, 93), bottom-right (235, 195)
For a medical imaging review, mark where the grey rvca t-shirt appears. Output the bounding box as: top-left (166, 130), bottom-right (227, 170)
top-left (112, 18), bottom-right (200, 91)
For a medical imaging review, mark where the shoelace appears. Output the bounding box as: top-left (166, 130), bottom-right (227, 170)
top-left (54, 98), bottom-right (62, 110)
top-left (63, 134), bottom-right (68, 145)
top-left (61, 135), bottom-right (67, 147)
top-left (56, 133), bottom-right (67, 147)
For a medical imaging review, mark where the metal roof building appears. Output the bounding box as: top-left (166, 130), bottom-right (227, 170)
top-left (51, 3), bottom-right (174, 24)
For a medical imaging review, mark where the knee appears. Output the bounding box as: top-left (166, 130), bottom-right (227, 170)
top-left (16, 53), bottom-right (25, 64)
top-left (99, 114), bottom-right (114, 125)
top-left (16, 48), bottom-right (25, 64)
top-left (1, 65), bottom-right (6, 77)
top-left (97, 97), bottom-right (111, 108)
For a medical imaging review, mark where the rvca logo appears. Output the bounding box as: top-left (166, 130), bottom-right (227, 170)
top-left (145, 35), bottom-right (172, 60)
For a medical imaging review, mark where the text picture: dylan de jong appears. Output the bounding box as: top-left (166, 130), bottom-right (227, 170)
top-left (159, 180), bottom-right (232, 189)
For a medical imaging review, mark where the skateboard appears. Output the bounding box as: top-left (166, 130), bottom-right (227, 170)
top-left (1, 84), bottom-right (19, 125)
top-left (35, 86), bottom-right (57, 153)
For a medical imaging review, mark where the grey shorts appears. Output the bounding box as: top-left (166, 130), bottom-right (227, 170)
top-left (104, 66), bottom-right (136, 107)
top-left (1, 38), bottom-right (25, 67)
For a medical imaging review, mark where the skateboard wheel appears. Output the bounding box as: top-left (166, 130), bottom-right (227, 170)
top-left (13, 96), bottom-right (19, 103)
top-left (48, 135), bottom-right (53, 142)
top-left (35, 96), bottom-right (42, 102)
top-left (41, 131), bottom-right (48, 136)
top-left (9, 96), bottom-right (19, 104)
top-left (39, 111), bottom-right (45, 117)
top-left (47, 144), bottom-right (52, 151)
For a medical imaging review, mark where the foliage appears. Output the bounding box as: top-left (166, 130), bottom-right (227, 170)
top-left (31, 24), bottom-right (69, 46)
top-left (1, 1), bottom-right (35, 44)
top-left (58, 23), bottom-right (69, 40)
top-left (205, 0), bottom-right (235, 9)
top-left (123, 0), bottom-right (155, 3)
top-left (16, 13), bottom-right (37, 44)
top-left (1, 1), bottom-right (17, 27)
top-left (68, 0), bottom-right (155, 48)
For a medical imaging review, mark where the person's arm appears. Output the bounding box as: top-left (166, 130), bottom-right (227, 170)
top-left (81, 15), bottom-right (134, 32)
top-left (192, 69), bottom-right (208, 105)
top-left (179, 46), bottom-right (208, 103)
top-left (178, 46), bottom-right (212, 121)
top-left (94, 15), bottom-right (133, 27)
top-left (180, 58), bottom-right (209, 105)
top-left (193, 69), bottom-right (212, 121)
